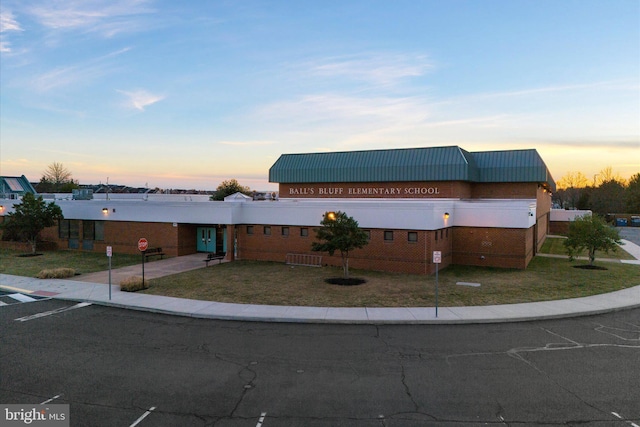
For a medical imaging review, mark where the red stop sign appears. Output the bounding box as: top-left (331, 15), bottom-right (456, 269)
top-left (138, 238), bottom-right (149, 252)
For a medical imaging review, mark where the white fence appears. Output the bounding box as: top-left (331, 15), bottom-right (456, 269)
top-left (285, 253), bottom-right (323, 267)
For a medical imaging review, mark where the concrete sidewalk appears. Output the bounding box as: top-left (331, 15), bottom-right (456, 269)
top-left (1, 274), bottom-right (639, 325)
top-left (2, 239), bottom-right (639, 324)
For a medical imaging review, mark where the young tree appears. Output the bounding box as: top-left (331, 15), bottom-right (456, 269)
top-left (563, 213), bottom-right (622, 266)
top-left (210, 179), bottom-right (251, 201)
top-left (311, 211), bottom-right (369, 278)
top-left (1, 193), bottom-right (63, 254)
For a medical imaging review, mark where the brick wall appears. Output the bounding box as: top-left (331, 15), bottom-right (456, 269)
top-left (279, 181), bottom-right (472, 199)
top-left (471, 182), bottom-right (538, 199)
top-left (451, 226), bottom-right (532, 269)
top-left (237, 224), bottom-right (453, 274)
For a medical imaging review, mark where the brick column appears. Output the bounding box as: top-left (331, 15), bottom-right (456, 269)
top-left (226, 224), bottom-right (235, 261)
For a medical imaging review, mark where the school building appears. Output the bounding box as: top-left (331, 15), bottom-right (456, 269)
top-left (1, 146), bottom-right (556, 274)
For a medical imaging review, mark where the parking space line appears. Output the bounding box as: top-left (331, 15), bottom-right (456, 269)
top-left (130, 406), bottom-right (156, 427)
top-left (41, 394), bottom-right (62, 404)
top-left (14, 302), bottom-right (92, 322)
top-left (256, 412), bottom-right (267, 427)
top-left (612, 411), bottom-right (640, 427)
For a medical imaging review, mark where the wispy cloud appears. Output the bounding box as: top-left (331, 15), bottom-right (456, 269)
top-left (307, 52), bottom-right (433, 86)
top-left (30, 47), bottom-right (131, 91)
top-left (218, 140), bottom-right (275, 147)
top-left (117, 89), bottom-right (165, 111)
top-left (0, 9), bottom-right (23, 52)
top-left (27, 0), bottom-right (155, 37)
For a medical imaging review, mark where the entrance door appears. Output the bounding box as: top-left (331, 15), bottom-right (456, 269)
top-left (196, 227), bottom-right (216, 252)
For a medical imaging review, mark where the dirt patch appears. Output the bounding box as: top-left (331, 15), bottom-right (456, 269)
top-left (325, 277), bottom-right (367, 286)
top-left (573, 265), bottom-right (608, 270)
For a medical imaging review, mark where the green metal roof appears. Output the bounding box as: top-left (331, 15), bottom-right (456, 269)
top-left (269, 146), bottom-right (478, 183)
top-left (0, 175), bottom-right (37, 197)
top-left (472, 149), bottom-right (556, 191)
top-left (269, 146), bottom-right (555, 190)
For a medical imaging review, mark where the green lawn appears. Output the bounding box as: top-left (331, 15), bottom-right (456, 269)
top-left (539, 236), bottom-right (635, 260)
top-left (143, 256), bottom-right (639, 307)
top-left (0, 248), bottom-right (142, 277)
top-left (2, 245), bottom-right (637, 308)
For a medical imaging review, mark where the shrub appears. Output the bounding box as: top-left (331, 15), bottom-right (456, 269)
top-left (36, 268), bottom-right (76, 279)
top-left (120, 276), bottom-right (149, 292)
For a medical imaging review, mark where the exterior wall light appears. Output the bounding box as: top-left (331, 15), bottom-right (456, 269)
top-left (444, 212), bottom-right (450, 219)
top-left (0, 205), bottom-right (4, 213)
top-left (102, 207), bottom-right (109, 214)
top-left (325, 211), bottom-right (336, 221)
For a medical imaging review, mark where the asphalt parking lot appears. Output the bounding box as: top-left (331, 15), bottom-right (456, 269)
top-left (2, 299), bottom-right (639, 426)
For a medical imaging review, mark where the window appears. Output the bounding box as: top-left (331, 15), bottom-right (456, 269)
top-left (364, 230), bottom-right (371, 240)
top-left (384, 230), bottom-right (394, 241)
top-left (281, 227), bottom-right (289, 236)
top-left (59, 219), bottom-right (80, 239)
top-left (59, 219), bottom-right (69, 239)
top-left (435, 230), bottom-right (438, 241)
top-left (300, 227), bottom-right (309, 237)
top-left (81, 221), bottom-right (104, 241)
top-left (440, 230), bottom-right (444, 239)
top-left (264, 226), bottom-right (271, 235)
top-left (408, 231), bottom-right (418, 242)
top-left (95, 221), bottom-right (104, 241)
top-left (247, 225), bottom-right (254, 235)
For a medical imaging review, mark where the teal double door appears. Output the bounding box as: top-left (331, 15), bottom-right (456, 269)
top-left (197, 226), bottom-right (227, 253)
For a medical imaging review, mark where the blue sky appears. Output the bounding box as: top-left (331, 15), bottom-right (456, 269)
top-left (1, 0), bottom-right (638, 190)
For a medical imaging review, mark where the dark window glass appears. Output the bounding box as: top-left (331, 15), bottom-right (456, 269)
top-left (300, 228), bottom-right (309, 237)
top-left (69, 220), bottom-right (80, 239)
top-left (264, 226), bottom-right (271, 235)
top-left (95, 221), bottom-right (105, 241)
top-left (282, 227), bottom-right (289, 236)
top-left (59, 220), bottom-right (69, 239)
top-left (384, 230), bottom-right (393, 241)
top-left (247, 225), bottom-right (254, 235)
top-left (408, 232), bottom-right (418, 242)
top-left (83, 221), bottom-right (95, 240)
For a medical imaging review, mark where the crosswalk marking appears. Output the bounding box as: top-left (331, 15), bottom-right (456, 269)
top-left (7, 293), bottom-right (38, 303)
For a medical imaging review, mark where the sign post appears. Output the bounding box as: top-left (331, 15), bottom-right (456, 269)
top-left (138, 238), bottom-right (148, 285)
top-left (106, 246), bottom-right (113, 300)
top-left (433, 251), bottom-right (442, 318)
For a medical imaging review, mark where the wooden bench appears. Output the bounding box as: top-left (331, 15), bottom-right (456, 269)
top-left (204, 252), bottom-right (226, 266)
top-left (144, 247), bottom-right (165, 260)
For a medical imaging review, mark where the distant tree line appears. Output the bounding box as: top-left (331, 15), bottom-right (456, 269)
top-left (553, 167), bottom-right (640, 215)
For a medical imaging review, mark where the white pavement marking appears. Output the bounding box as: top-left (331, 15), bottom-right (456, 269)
top-left (41, 394), bottom-right (62, 404)
top-left (7, 293), bottom-right (37, 302)
top-left (14, 302), bottom-right (92, 322)
top-left (0, 301), bottom-right (7, 306)
top-left (611, 411), bottom-right (640, 427)
top-left (130, 407), bottom-right (156, 427)
top-left (256, 412), bottom-right (267, 427)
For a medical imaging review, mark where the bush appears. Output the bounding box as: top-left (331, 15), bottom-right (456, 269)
top-left (120, 276), bottom-right (149, 292)
top-left (36, 268), bottom-right (76, 279)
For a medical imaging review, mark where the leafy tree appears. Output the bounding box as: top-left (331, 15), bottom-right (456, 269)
top-left (311, 211), bottom-right (369, 278)
top-left (625, 173), bottom-right (640, 213)
top-left (1, 193), bottom-right (63, 254)
top-left (210, 179), bottom-right (251, 201)
top-left (563, 213), bottom-right (622, 266)
top-left (589, 179), bottom-right (626, 216)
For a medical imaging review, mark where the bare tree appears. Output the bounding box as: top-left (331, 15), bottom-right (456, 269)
top-left (40, 162), bottom-right (75, 192)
